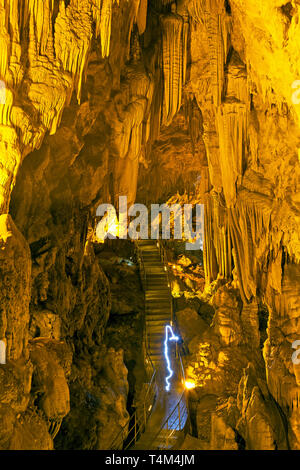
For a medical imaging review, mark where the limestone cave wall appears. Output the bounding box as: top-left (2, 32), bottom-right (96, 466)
top-left (0, 0), bottom-right (299, 450)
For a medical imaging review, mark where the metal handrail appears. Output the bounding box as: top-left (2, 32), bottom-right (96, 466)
top-left (122, 376), bottom-right (156, 449)
top-left (149, 389), bottom-right (189, 449)
top-left (109, 337), bottom-right (156, 450)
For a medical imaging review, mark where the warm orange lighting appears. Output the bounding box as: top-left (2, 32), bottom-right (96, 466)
top-left (98, 215), bottom-right (119, 243)
top-left (107, 221), bottom-right (119, 237)
top-left (184, 380), bottom-right (196, 390)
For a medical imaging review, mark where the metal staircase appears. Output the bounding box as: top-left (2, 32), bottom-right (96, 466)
top-left (139, 240), bottom-right (173, 367)
top-left (109, 240), bottom-right (189, 450)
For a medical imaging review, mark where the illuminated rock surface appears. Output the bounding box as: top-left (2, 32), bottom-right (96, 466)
top-left (0, 0), bottom-right (299, 450)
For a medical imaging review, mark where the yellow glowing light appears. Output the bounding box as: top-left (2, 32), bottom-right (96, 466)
top-left (107, 221), bottom-right (119, 237)
top-left (97, 214), bottom-right (120, 243)
top-left (172, 265), bottom-right (176, 269)
top-left (164, 266), bottom-right (167, 271)
top-left (184, 380), bottom-right (196, 390)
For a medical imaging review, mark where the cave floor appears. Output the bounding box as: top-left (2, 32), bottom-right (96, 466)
top-left (133, 365), bottom-right (187, 450)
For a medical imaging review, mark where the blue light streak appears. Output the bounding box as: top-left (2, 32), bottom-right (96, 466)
top-left (164, 325), bottom-right (179, 391)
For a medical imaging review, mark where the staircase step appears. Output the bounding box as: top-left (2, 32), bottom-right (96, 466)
top-left (147, 305), bottom-right (168, 309)
top-left (146, 331), bottom-right (168, 337)
top-left (147, 307), bottom-right (170, 313)
top-left (146, 311), bottom-right (170, 317)
top-left (146, 318), bottom-right (170, 324)
top-left (148, 336), bottom-right (164, 343)
top-left (148, 341), bottom-right (163, 347)
top-left (146, 290), bottom-right (171, 300)
top-left (146, 323), bottom-right (169, 328)
top-left (149, 352), bottom-right (163, 358)
top-left (148, 341), bottom-right (164, 348)
top-left (146, 304), bottom-right (170, 309)
top-left (148, 344), bottom-right (163, 352)
top-left (146, 308), bottom-right (170, 312)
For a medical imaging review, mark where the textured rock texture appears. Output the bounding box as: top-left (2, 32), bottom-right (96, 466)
top-left (0, 0), bottom-right (299, 450)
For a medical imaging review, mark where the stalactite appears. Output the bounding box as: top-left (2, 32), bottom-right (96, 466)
top-left (151, 0), bottom-right (173, 11)
top-left (215, 48), bottom-right (248, 206)
top-left (207, 13), bottom-right (224, 107)
top-left (188, 0), bottom-right (229, 106)
top-left (27, 0), bottom-right (54, 57)
top-left (213, 199), bottom-right (232, 280)
top-left (228, 207), bottom-right (254, 303)
top-left (201, 108), bottom-right (223, 193)
top-left (216, 102), bottom-right (247, 207)
top-left (185, 95), bottom-right (203, 154)
top-left (0, 0), bottom-right (142, 218)
top-left (0, 3), bottom-right (10, 80)
top-left (92, 0), bottom-right (102, 38)
top-left (148, 70), bottom-right (162, 144)
top-left (0, 86), bottom-right (13, 126)
top-left (0, 126), bottom-right (21, 213)
top-left (204, 195), bottom-right (232, 285)
top-left (55, 0), bottom-right (92, 103)
top-left (226, 192), bottom-right (273, 304)
top-left (100, 0), bottom-right (113, 58)
top-left (92, 0), bottom-right (122, 58)
top-left (112, 96), bottom-right (148, 161)
top-left (178, 4), bottom-right (189, 86)
top-left (136, 0), bottom-right (148, 35)
top-left (203, 197), bottom-right (219, 285)
top-left (160, 10), bottom-right (184, 127)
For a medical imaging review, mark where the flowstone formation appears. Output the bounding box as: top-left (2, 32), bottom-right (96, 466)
top-left (0, 0), bottom-right (299, 450)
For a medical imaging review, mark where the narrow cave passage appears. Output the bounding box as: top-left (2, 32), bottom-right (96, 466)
top-left (0, 0), bottom-right (299, 454)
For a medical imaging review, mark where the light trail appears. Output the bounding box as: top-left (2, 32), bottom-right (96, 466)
top-left (164, 325), bottom-right (179, 391)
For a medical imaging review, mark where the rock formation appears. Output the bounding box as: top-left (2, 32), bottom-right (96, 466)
top-left (0, 0), bottom-right (299, 450)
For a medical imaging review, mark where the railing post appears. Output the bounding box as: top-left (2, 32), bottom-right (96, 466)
top-left (178, 402), bottom-right (181, 430)
top-left (166, 418), bottom-right (168, 449)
